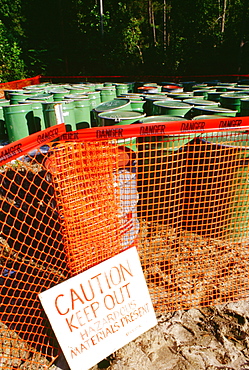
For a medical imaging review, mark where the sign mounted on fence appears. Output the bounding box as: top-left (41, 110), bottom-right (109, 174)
top-left (39, 247), bottom-right (157, 370)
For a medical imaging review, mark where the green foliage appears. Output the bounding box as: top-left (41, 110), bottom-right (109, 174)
top-left (0, 21), bottom-right (26, 82)
top-left (1, 0), bottom-right (249, 79)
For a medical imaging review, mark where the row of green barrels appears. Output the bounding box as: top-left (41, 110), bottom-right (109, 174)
top-left (1, 80), bottom-right (249, 143)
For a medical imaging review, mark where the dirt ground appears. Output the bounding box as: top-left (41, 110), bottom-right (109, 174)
top-left (87, 298), bottom-right (249, 370)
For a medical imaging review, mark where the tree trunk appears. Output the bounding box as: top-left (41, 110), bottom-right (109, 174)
top-left (163, 0), bottom-right (167, 50)
top-left (148, 0), bottom-right (157, 46)
top-left (221, 0), bottom-right (227, 33)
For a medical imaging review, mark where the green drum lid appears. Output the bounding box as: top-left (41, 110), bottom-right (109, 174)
top-left (166, 92), bottom-right (193, 99)
top-left (237, 85), bottom-right (249, 89)
top-left (225, 87), bottom-right (249, 93)
top-left (81, 83), bottom-right (96, 91)
top-left (139, 115), bottom-right (186, 123)
top-left (192, 84), bottom-right (208, 89)
top-left (66, 87), bottom-right (90, 94)
top-left (183, 98), bottom-right (219, 106)
top-left (0, 99), bottom-right (10, 106)
top-left (153, 100), bottom-right (192, 109)
top-left (217, 82), bottom-right (237, 86)
top-left (63, 94), bottom-right (88, 99)
top-left (220, 93), bottom-right (249, 104)
top-left (98, 110), bottom-right (146, 124)
top-left (26, 93), bottom-right (54, 102)
top-left (94, 99), bottom-right (131, 113)
top-left (192, 115), bottom-right (228, 120)
top-left (97, 86), bottom-right (116, 91)
top-left (119, 95), bottom-right (144, 101)
top-left (145, 94), bottom-right (172, 102)
top-left (192, 106), bottom-right (237, 117)
top-left (120, 93), bottom-right (144, 99)
top-left (49, 89), bottom-right (68, 94)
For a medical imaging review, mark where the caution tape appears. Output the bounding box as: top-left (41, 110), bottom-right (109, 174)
top-left (0, 123), bottom-right (66, 166)
top-left (58, 116), bottom-right (249, 142)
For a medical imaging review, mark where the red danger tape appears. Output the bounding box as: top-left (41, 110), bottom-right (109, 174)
top-left (0, 123), bottom-right (66, 166)
top-left (58, 116), bottom-right (249, 142)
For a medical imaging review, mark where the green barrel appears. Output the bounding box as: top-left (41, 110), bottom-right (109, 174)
top-left (143, 95), bottom-right (172, 116)
top-left (97, 110), bottom-right (146, 152)
top-left (30, 100), bottom-right (46, 131)
top-left (0, 99), bottom-right (10, 141)
top-left (9, 93), bottom-right (30, 105)
top-left (66, 86), bottom-right (90, 94)
top-left (184, 131), bottom-right (249, 242)
top-left (138, 115), bottom-right (196, 150)
top-left (50, 89), bottom-right (69, 101)
top-left (240, 99), bottom-right (249, 117)
top-left (104, 82), bottom-right (113, 87)
top-left (42, 100), bottom-right (76, 131)
top-left (97, 87), bottom-right (117, 102)
top-left (193, 89), bottom-right (216, 99)
top-left (94, 83), bottom-right (104, 89)
top-left (63, 94), bottom-right (88, 100)
top-left (215, 86), bottom-right (228, 92)
top-left (87, 91), bottom-right (101, 110)
top-left (137, 115), bottom-right (198, 225)
top-left (97, 110), bottom-right (146, 126)
top-left (125, 82), bottom-right (135, 93)
top-left (72, 98), bottom-right (91, 129)
top-left (207, 91), bottom-right (224, 102)
top-left (166, 92), bottom-right (194, 100)
top-left (191, 106), bottom-right (237, 118)
top-left (42, 102), bottom-right (59, 127)
top-left (192, 84), bottom-right (208, 90)
top-left (87, 91), bottom-right (101, 127)
top-left (183, 98), bottom-right (220, 119)
top-left (130, 99), bottom-right (145, 113)
top-left (94, 99), bottom-right (131, 126)
top-left (4, 89), bottom-right (26, 100)
top-left (115, 83), bottom-right (129, 96)
top-left (19, 100), bottom-right (46, 131)
top-left (22, 87), bottom-right (46, 95)
top-left (3, 103), bottom-right (36, 142)
top-left (153, 100), bottom-right (192, 117)
top-left (85, 83), bottom-right (97, 91)
top-left (192, 115), bottom-right (228, 120)
top-left (119, 94), bottom-right (144, 100)
top-left (26, 94), bottom-right (54, 103)
top-left (183, 98), bottom-right (219, 106)
top-left (220, 93), bottom-right (249, 114)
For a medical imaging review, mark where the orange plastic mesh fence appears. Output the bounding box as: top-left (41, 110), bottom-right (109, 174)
top-left (1, 125), bottom-right (249, 367)
top-left (48, 141), bottom-right (125, 275)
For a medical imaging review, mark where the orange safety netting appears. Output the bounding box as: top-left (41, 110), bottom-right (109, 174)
top-left (0, 76), bottom-right (41, 98)
top-left (1, 123), bottom-right (249, 368)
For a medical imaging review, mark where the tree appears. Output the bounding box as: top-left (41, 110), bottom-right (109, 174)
top-left (0, 20), bottom-right (25, 82)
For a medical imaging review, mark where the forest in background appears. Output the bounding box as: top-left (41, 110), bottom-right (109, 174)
top-left (0, 0), bottom-right (249, 82)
